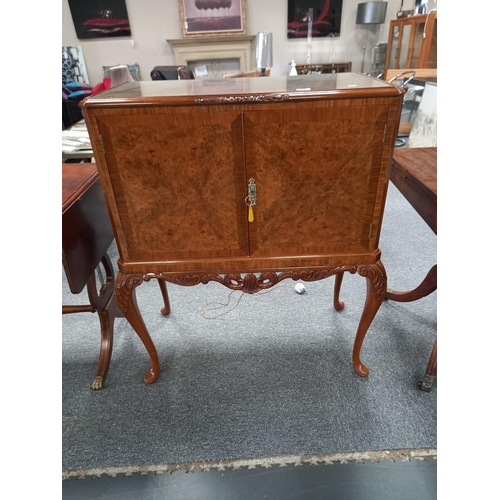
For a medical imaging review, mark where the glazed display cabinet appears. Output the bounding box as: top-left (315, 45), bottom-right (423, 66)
top-left (384, 13), bottom-right (437, 78)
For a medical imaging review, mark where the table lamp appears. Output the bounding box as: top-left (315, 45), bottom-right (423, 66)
top-left (356, 2), bottom-right (387, 73)
top-left (109, 65), bottom-right (136, 87)
top-left (255, 32), bottom-right (273, 77)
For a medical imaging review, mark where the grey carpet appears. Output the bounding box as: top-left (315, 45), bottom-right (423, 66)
top-left (62, 182), bottom-right (437, 472)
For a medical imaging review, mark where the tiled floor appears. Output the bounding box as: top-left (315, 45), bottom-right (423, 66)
top-left (62, 457), bottom-right (437, 499)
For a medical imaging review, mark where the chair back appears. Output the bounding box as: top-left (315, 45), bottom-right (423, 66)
top-left (151, 66), bottom-right (195, 80)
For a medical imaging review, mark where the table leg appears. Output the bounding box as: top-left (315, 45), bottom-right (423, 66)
top-left (115, 272), bottom-right (160, 384)
top-left (386, 265), bottom-right (437, 302)
top-left (353, 261), bottom-right (387, 377)
top-left (418, 338), bottom-right (437, 392)
top-left (86, 253), bottom-right (120, 390)
top-left (63, 253), bottom-right (119, 390)
top-left (386, 264), bottom-right (437, 391)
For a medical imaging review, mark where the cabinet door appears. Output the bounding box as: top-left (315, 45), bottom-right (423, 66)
top-left (399, 23), bottom-right (412, 69)
top-left (388, 22), bottom-right (401, 70)
top-left (420, 16), bottom-right (437, 68)
top-left (96, 108), bottom-right (249, 262)
top-left (410, 20), bottom-right (426, 68)
top-left (243, 101), bottom-right (391, 258)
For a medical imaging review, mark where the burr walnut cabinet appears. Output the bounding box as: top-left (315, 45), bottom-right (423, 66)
top-left (81, 74), bottom-right (404, 385)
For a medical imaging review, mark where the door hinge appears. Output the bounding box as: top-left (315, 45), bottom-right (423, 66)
top-left (123, 233), bottom-right (128, 247)
top-left (100, 134), bottom-right (106, 154)
top-left (368, 224), bottom-right (373, 239)
top-left (382, 124), bottom-right (387, 143)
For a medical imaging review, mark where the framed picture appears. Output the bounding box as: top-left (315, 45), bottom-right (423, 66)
top-left (287, 0), bottom-right (344, 39)
top-left (179, 0), bottom-right (247, 38)
top-left (68, 0), bottom-right (131, 39)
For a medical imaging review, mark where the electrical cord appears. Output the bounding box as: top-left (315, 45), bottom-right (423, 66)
top-left (201, 285), bottom-right (287, 320)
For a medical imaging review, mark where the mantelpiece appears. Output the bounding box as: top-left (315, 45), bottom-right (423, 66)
top-left (81, 74), bottom-right (404, 385)
top-left (167, 35), bottom-right (255, 76)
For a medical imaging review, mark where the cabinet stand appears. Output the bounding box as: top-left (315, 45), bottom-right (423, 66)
top-left (116, 261), bottom-right (387, 384)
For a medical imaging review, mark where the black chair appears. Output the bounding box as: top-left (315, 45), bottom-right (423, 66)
top-left (150, 66), bottom-right (194, 80)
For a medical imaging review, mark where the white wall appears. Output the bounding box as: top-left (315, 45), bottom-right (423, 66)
top-left (62, 0), bottom-right (437, 86)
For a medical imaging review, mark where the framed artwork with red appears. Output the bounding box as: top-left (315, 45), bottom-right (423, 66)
top-left (287, 0), bottom-right (343, 38)
top-left (68, 0), bottom-right (132, 39)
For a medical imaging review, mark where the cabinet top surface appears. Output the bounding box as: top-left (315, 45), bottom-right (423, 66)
top-left (82, 73), bottom-right (400, 106)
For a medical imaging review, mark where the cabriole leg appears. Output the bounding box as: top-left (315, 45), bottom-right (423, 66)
top-left (353, 261), bottom-right (387, 377)
top-left (115, 272), bottom-right (160, 384)
top-left (333, 271), bottom-right (345, 311)
top-left (158, 278), bottom-right (171, 316)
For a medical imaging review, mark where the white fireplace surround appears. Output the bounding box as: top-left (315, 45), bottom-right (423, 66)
top-left (167, 36), bottom-right (255, 75)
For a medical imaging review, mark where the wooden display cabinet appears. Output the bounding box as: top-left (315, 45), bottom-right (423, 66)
top-left (384, 13), bottom-right (437, 78)
top-left (81, 74), bottom-right (404, 385)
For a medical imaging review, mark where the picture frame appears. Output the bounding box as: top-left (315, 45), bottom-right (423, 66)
top-left (68, 0), bottom-right (132, 39)
top-left (179, 0), bottom-right (247, 38)
top-left (287, 0), bottom-right (343, 39)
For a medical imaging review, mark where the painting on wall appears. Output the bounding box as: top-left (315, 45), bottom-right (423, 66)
top-left (287, 0), bottom-right (343, 38)
top-left (179, 0), bottom-right (247, 38)
top-left (68, 0), bottom-right (132, 39)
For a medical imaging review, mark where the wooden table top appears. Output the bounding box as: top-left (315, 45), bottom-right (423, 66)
top-left (390, 147), bottom-right (437, 235)
top-left (62, 163), bottom-right (99, 213)
top-left (392, 147), bottom-right (437, 198)
top-left (62, 163), bottom-right (114, 294)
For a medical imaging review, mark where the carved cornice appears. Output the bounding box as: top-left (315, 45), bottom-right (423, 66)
top-left (194, 94), bottom-right (290, 104)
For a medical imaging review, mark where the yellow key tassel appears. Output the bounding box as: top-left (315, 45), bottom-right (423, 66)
top-left (248, 206), bottom-right (254, 222)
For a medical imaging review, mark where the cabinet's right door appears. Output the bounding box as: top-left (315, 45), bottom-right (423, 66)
top-left (244, 99), bottom-right (395, 259)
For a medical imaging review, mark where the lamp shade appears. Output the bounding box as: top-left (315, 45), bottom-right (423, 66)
top-left (255, 32), bottom-right (273, 69)
top-left (356, 2), bottom-right (388, 25)
top-left (109, 65), bottom-right (135, 87)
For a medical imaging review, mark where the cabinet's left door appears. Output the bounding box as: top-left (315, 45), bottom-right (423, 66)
top-left (93, 107), bottom-right (249, 263)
